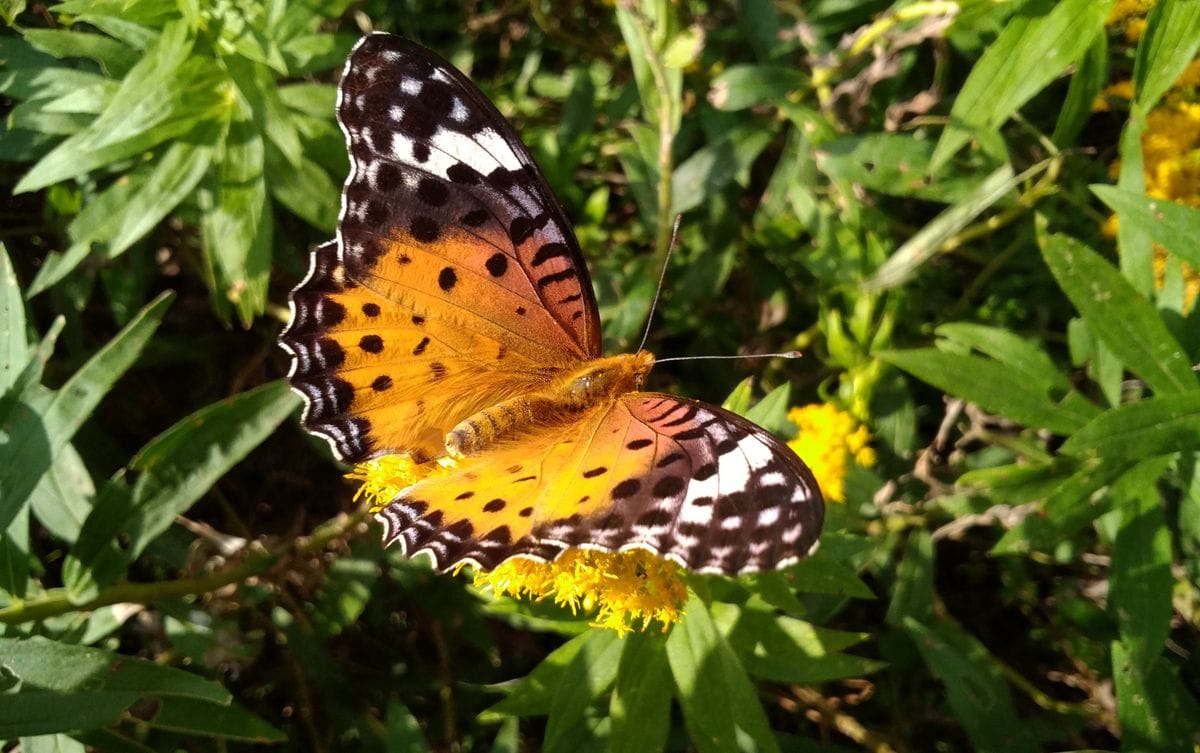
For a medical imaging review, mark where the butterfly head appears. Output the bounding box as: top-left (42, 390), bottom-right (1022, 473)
top-left (630, 349), bottom-right (656, 390)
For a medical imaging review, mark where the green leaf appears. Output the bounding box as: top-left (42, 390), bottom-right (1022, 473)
top-left (671, 123), bottom-right (774, 215)
top-left (1112, 640), bottom-right (1200, 751)
top-left (707, 65), bottom-right (808, 111)
top-left (930, 0), bottom-right (1113, 170)
top-left (201, 96), bottom-right (271, 325)
top-left (0, 40), bottom-right (100, 100)
top-left (1113, 115), bottom-right (1154, 293)
top-left (21, 29), bottom-right (139, 77)
top-left (614, 3), bottom-right (682, 133)
top-left (863, 164), bottom-right (1024, 291)
top-left (1132, 0), bottom-right (1200, 110)
top-left (280, 32), bottom-right (357, 77)
top-left (1108, 456), bottom-right (1174, 677)
top-left (817, 134), bottom-right (982, 203)
top-left (721, 378), bottom-right (754, 416)
top-left (0, 637), bottom-right (227, 701)
top-left (309, 554), bottom-right (378, 637)
top-left (744, 383), bottom-right (790, 434)
top-left (544, 629), bottom-right (622, 753)
top-left (662, 25), bottom-right (704, 70)
top-left (0, 504), bottom-right (30, 602)
top-left (29, 131), bottom-right (217, 296)
top-left (19, 733), bottom-right (86, 753)
top-left (0, 0), bottom-right (25, 25)
top-left (608, 632), bottom-right (671, 753)
top-left (935, 323), bottom-right (1075, 394)
top-left (880, 348), bottom-right (1089, 434)
top-left (1092, 186), bottom-right (1200, 270)
top-left (784, 548), bottom-right (874, 599)
top-left (0, 692), bottom-right (139, 738)
top-left (381, 699), bottom-right (432, 753)
top-left (720, 606), bottom-right (883, 683)
top-left (1061, 391), bottom-right (1200, 459)
top-left (226, 55), bottom-right (302, 168)
top-left (613, 121), bottom-right (660, 229)
top-left (482, 629), bottom-right (593, 719)
top-left (0, 639), bottom-right (233, 736)
top-left (0, 292), bottom-right (172, 535)
top-left (490, 718), bottom-right (519, 753)
top-left (73, 729), bottom-right (156, 753)
top-left (992, 461), bottom-right (1128, 555)
top-left (147, 697), bottom-right (285, 743)
top-left (886, 530), bottom-right (935, 626)
top-left (15, 22), bottom-right (228, 193)
top-left (1039, 232), bottom-right (1196, 394)
top-left (1068, 317), bottom-right (1123, 407)
top-left (902, 618), bottom-right (1039, 753)
top-left (266, 151), bottom-right (338, 232)
top-left (66, 15), bottom-right (158, 51)
top-left (1052, 33), bottom-right (1107, 147)
top-left (667, 595), bottom-right (781, 753)
top-left (736, 0), bottom-right (781, 60)
top-left (277, 82), bottom-right (337, 117)
top-left (0, 245), bottom-right (27, 393)
top-left (65, 380), bottom-right (299, 593)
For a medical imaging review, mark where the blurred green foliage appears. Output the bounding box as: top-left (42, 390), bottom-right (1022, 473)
top-left (2, 0), bottom-right (1199, 751)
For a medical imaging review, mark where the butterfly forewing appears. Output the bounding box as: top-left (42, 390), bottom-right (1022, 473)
top-left (375, 394), bottom-right (823, 574)
top-left (336, 33), bottom-right (601, 357)
top-left (282, 33), bottom-right (607, 462)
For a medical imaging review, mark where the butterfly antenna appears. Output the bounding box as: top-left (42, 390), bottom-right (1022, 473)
top-left (637, 213), bottom-right (683, 352)
top-left (655, 351), bottom-right (802, 364)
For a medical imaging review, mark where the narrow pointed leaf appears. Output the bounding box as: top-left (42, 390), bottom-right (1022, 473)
top-left (1039, 232), bottom-right (1195, 394)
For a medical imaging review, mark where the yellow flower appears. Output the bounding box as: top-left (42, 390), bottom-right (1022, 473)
top-left (1100, 77), bottom-right (1200, 307)
top-left (786, 403), bottom-right (875, 504)
top-left (1106, 0), bottom-right (1155, 41)
top-left (351, 454), bottom-right (688, 634)
top-left (474, 548), bottom-right (688, 635)
top-left (348, 453), bottom-right (454, 511)
top-left (1094, 17), bottom-right (1200, 309)
top-left (1093, 80), bottom-right (1134, 112)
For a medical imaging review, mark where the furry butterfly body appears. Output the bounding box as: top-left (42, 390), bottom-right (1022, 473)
top-left (280, 33), bottom-right (824, 574)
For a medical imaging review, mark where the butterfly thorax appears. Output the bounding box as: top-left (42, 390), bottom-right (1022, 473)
top-left (445, 351), bottom-right (655, 458)
top-left (555, 350), bottom-right (656, 408)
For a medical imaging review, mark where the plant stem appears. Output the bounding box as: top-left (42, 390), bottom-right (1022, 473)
top-left (632, 12), bottom-right (678, 259)
top-left (0, 510), bottom-right (368, 625)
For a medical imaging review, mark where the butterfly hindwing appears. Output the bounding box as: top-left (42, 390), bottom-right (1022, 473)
top-left (376, 394), bottom-right (823, 574)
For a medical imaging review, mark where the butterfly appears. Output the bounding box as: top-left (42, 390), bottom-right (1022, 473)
top-left (280, 32), bottom-right (824, 575)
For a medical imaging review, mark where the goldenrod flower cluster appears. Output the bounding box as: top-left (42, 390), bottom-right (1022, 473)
top-left (1097, 0), bottom-right (1200, 306)
top-left (474, 549), bottom-right (688, 635)
top-left (348, 454), bottom-right (423, 511)
top-left (786, 403), bottom-right (876, 504)
top-left (1105, 0), bottom-right (1155, 43)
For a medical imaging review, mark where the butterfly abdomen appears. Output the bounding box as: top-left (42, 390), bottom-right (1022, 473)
top-left (444, 351), bottom-right (656, 457)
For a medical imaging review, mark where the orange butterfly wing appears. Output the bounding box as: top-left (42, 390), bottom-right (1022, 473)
top-left (280, 34), bottom-right (600, 461)
top-left (283, 33), bottom-right (826, 575)
top-left (376, 395), bottom-right (823, 574)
